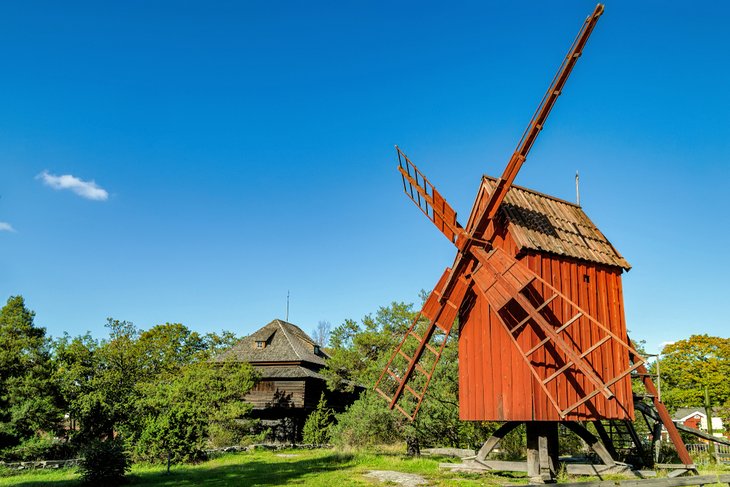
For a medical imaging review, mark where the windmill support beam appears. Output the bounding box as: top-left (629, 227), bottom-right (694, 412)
top-left (563, 421), bottom-right (616, 467)
top-left (475, 421), bottom-right (522, 464)
top-left (592, 420), bottom-right (619, 461)
top-left (526, 422), bottom-right (559, 483)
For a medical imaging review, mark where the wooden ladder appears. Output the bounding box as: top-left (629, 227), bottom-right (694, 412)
top-left (470, 247), bottom-right (644, 419)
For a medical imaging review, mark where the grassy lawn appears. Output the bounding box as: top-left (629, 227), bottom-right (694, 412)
top-left (0, 447), bottom-right (532, 487)
top-left (3, 448), bottom-right (727, 487)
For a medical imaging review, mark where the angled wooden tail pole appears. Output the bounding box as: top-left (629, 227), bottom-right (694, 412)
top-left (472, 3), bottom-right (604, 240)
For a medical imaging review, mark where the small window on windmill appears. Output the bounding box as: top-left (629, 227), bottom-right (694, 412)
top-left (314, 345), bottom-right (320, 355)
top-left (255, 340), bottom-right (266, 349)
top-left (583, 274), bottom-right (590, 283)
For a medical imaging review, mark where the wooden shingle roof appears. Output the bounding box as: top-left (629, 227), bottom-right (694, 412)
top-left (482, 176), bottom-right (630, 271)
top-left (215, 319), bottom-right (328, 366)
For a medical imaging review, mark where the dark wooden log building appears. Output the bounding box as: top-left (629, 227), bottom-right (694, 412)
top-left (217, 319), bottom-right (358, 441)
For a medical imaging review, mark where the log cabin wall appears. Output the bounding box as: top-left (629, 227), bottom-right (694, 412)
top-left (458, 228), bottom-right (634, 422)
top-left (245, 379), bottom-right (307, 409)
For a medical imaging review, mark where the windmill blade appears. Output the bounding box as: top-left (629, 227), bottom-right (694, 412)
top-left (375, 266), bottom-right (471, 420)
top-left (396, 146), bottom-right (468, 247)
top-left (472, 4), bottom-right (605, 240)
top-left (469, 246), bottom-right (644, 419)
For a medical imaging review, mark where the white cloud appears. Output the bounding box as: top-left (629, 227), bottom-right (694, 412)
top-left (0, 222), bottom-right (15, 232)
top-left (37, 171), bottom-right (109, 201)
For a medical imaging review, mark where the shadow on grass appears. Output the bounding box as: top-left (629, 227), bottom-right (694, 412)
top-left (2, 453), bottom-right (357, 487)
top-left (130, 453), bottom-right (356, 487)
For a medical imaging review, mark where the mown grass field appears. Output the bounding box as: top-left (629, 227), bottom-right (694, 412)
top-left (2, 448), bottom-right (727, 487)
top-left (0, 447), bottom-right (531, 487)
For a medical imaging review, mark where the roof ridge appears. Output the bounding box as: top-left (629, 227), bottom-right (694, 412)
top-left (276, 319), bottom-right (303, 360)
top-left (482, 175), bottom-right (582, 208)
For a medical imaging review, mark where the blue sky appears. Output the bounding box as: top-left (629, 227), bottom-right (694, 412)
top-left (1, 1), bottom-right (728, 354)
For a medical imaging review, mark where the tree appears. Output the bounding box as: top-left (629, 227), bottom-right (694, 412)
top-left (312, 320), bottom-right (331, 347)
top-left (302, 393), bottom-right (334, 445)
top-left (78, 437), bottom-right (130, 486)
top-left (323, 302), bottom-right (415, 392)
top-left (324, 299), bottom-right (500, 450)
top-left (132, 359), bottom-right (257, 463)
top-left (136, 323), bottom-right (207, 379)
top-left (0, 296), bottom-right (62, 453)
top-left (655, 335), bottom-right (730, 430)
top-left (52, 319), bottom-right (144, 443)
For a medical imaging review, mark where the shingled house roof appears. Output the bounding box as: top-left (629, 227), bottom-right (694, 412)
top-left (216, 319), bottom-right (328, 367)
top-left (481, 176), bottom-right (630, 271)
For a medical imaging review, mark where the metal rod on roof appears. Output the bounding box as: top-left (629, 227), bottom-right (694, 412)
top-left (575, 171), bottom-right (580, 206)
top-left (286, 290), bottom-right (290, 322)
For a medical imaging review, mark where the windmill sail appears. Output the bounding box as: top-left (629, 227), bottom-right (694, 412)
top-left (374, 267), bottom-right (470, 420)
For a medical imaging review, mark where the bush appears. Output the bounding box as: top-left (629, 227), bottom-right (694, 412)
top-left (330, 392), bottom-right (403, 447)
top-left (78, 438), bottom-right (130, 486)
top-left (302, 393), bottom-right (334, 445)
top-left (134, 407), bottom-right (206, 464)
top-left (0, 433), bottom-right (75, 461)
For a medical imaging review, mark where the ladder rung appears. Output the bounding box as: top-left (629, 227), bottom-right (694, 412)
top-left (543, 333), bottom-right (611, 385)
top-left (409, 330), bottom-right (423, 341)
top-left (404, 384), bottom-right (422, 401)
top-left (408, 330), bottom-right (439, 356)
top-left (560, 362), bottom-right (643, 417)
top-left (543, 360), bottom-right (574, 385)
top-left (524, 312), bottom-right (583, 356)
top-left (386, 369), bottom-right (402, 382)
top-left (394, 404), bottom-right (414, 421)
top-left (397, 349), bottom-right (431, 379)
top-left (579, 334), bottom-right (611, 357)
top-left (374, 388), bottom-right (392, 403)
top-left (509, 294), bottom-right (559, 334)
top-left (559, 312), bottom-right (583, 332)
top-left (525, 338), bottom-right (549, 357)
top-left (416, 363), bottom-right (431, 379)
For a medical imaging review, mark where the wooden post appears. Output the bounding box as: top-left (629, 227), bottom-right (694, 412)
top-left (527, 422), bottom-right (559, 483)
top-left (705, 386), bottom-right (717, 464)
top-left (527, 423), bottom-right (541, 482)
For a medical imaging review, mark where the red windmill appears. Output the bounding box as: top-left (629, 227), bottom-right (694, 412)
top-left (375, 4), bottom-right (694, 480)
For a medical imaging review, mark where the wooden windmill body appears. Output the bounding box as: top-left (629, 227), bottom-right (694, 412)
top-left (375, 4), bottom-right (694, 479)
top-left (458, 177), bottom-right (634, 423)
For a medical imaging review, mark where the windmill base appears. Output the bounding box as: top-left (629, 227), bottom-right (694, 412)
top-left (460, 421), bottom-right (629, 483)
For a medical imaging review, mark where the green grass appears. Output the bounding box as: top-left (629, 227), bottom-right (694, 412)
top-left (6, 448), bottom-right (726, 487)
top-left (0, 447), bottom-right (531, 487)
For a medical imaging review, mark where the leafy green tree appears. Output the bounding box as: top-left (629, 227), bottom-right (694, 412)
top-left (136, 323), bottom-right (207, 379)
top-left (655, 335), bottom-right (730, 430)
top-left (302, 393), bottom-right (334, 445)
top-left (132, 359), bottom-right (257, 463)
top-left (0, 296), bottom-right (62, 453)
top-left (78, 437), bottom-right (130, 486)
top-left (323, 302), bottom-right (416, 392)
top-left (325, 298), bottom-right (501, 450)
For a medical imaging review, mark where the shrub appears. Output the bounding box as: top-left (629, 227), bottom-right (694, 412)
top-left (78, 438), bottom-right (130, 486)
top-left (330, 392), bottom-right (403, 447)
top-left (0, 433), bottom-right (74, 461)
top-left (302, 393), bottom-right (334, 445)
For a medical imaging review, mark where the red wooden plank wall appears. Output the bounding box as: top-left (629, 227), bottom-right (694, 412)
top-left (458, 232), bottom-right (634, 421)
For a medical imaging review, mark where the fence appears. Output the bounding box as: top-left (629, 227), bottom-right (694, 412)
top-left (686, 443), bottom-right (730, 464)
